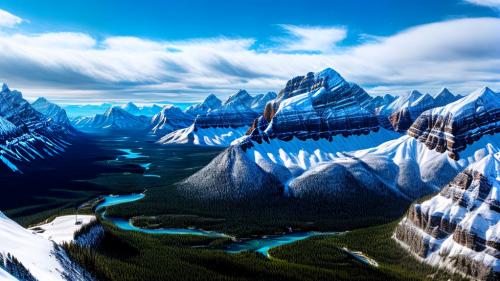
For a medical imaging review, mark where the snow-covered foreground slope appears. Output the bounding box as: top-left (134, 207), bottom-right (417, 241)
top-left (394, 152), bottom-right (499, 280)
top-left (0, 212), bottom-right (94, 281)
top-left (159, 124), bottom-right (247, 146)
top-left (0, 268), bottom-right (17, 281)
top-left (30, 215), bottom-right (95, 244)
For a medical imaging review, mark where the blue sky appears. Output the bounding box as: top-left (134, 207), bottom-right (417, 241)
top-left (0, 0), bottom-right (499, 104)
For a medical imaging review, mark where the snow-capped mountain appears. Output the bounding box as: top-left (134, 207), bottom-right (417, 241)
top-left (122, 102), bottom-right (162, 117)
top-left (433, 88), bottom-right (461, 106)
top-left (408, 87), bottom-right (499, 160)
top-left (178, 68), bottom-right (406, 201)
top-left (160, 90), bottom-right (275, 146)
top-left (242, 69), bottom-right (376, 146)
top-left (150, 105), bottom-right (194, 135)
top-left (365, 94), bottom-right (397, 111)
top-left (178, 68), bottom-right (498, 216)
top-left (377, 88), bottom-right (462, 132)
top-left (250, 92), bottom-right (277, 111)
top-left (32, 97), bottom-right (73, 129)
top-left (394, 152), bottom-right (499, 280)
top-left (0, 211), bottom-right (94, 281)
top-left (194, 90), bottom-right (262, 128)
top-left (159, 124), bottom-right (248, 146)
top-left (184, 94), bottom-right (222, 117)
top-left (0, 83), bottom-right (72, 173)
top-left (72, 106), bottom-right (150, 131)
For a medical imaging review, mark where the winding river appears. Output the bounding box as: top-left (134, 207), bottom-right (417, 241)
top-left (95, 193), bottom-right (339, 257)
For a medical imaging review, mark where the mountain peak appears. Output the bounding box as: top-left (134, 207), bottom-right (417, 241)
top-left (33, 97), bottom-right (49, 104)
top-left (224, 89), bottom-right (252, 105)
top-left (1, 83), bottom-right (9, 92)
top-left (408, 90), bottom-right (423, 100)
top-left (315, 68), bottom-right (346, 90)
top-left (203, 94), bottom-right (222, 106)
top-left (475, 86), bottom-right (495, 97)
top-left (123, 101), bottom-right (139, 110)
top-left (105, 106), bottom-right (128, 117)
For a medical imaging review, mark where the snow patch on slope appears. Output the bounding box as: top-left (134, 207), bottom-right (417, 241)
top-left (30, 215), bottom-right (96, 245)
top-left (159, 124), bottom-right (248, 146)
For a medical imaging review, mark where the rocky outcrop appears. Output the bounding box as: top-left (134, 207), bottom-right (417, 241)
top-left (408, 87), bottom-right (500, 160)
top-left (395, 153), bottom-right (500, 280)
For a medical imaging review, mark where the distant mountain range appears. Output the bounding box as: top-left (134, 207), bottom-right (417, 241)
top-left (72, 106), bottom-right (151, 131)
top-left (159, 90), bottom-right (277, 146)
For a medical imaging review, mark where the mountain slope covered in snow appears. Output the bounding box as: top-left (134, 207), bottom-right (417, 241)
top-left (0, 211), bottom-right (94, 281)
top-left (32, 97), bottom-right (74, 130)
top-left (0, 84), bottom-right (73, 173)
top-left (394, 152), bottom-right (499, 280)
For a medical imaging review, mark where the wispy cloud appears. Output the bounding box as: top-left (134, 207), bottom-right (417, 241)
top-left (464, 0), bottom-right (500, 9)
top-left (0, 13), bottom-right (498, 103)
top-left (0, 9), bottom-right (23, 28)
top-left (275, 25), bottom-right (347, 53)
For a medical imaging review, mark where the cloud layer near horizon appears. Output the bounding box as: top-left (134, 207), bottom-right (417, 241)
top-left (0, 10), bottom-right (499, 103)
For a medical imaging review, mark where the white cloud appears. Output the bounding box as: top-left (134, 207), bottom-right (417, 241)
top-left (0, 17), bottom-right (498, 103)
top-left (0, 9), bottom-right (23, 28)
top-left (276, 25), bottom-right (347, 53)
top-left (464, 0), bottom-right (500, 9)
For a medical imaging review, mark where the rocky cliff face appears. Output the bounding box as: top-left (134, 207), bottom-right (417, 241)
top-left (407, 87), bottom-right (500, 160)
top-left (395, 153), bottom-right (499, 280)
top-left (242, 68), bottom-right (377, 149)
